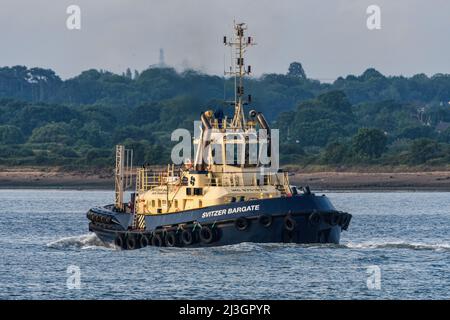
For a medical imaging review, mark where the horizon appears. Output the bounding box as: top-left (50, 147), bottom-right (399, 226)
top-left (2, 63), bottom-right (448, 83)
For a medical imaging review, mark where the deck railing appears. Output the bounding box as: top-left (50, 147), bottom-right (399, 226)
top-left (135, 168), bottom-right (182, 192)
top-left (135, 167), bottom-right (289, 192)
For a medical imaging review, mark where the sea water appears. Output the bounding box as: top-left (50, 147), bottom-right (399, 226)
top-left (0, 189), bottom-right (448, 299)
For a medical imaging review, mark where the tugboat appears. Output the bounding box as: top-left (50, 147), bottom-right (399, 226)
top-left (87, 22), bottom-right (352, 249)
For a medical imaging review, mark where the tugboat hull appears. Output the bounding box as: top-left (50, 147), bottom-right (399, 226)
top-left (87, 194), bottom-right (351, 249)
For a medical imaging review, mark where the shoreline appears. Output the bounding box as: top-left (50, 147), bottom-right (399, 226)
top-left (1, 167), bottom-right (450, 191)
top-left (290, 171), bottom-right (450, 191)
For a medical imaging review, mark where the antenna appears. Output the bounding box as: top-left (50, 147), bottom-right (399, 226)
top-left (224, 22), bottom-right (256, 129)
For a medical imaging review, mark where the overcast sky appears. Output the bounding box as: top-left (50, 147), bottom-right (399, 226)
top-left (0, 0), bottom-right (448, 80)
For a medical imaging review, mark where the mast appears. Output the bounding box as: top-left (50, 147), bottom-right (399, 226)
top-left (224, 22), bottom-right (255, 129)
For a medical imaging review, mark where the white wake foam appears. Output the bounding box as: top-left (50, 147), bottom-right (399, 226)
top-left (345, 241), bottom-right (450, 251)
top-left (46, 233), bottom-right (116, 250)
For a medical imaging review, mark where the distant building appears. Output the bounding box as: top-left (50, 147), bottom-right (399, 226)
top-left (149, 48), bottom-right (168, 69)
top-left (159, 48), bottom-right (165, 67)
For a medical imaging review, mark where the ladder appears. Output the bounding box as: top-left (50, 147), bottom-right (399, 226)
top-left (114, 145), bottom-right (134, 211)
top-left (131, 170), bottom-right (145, 230)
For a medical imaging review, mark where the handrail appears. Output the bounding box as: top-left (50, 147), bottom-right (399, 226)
top-left (135, 168), bottom-right (182, 192)
top-left (135, 168), bottom-right (288, 191)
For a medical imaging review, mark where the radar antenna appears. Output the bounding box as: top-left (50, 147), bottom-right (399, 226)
top-left (224, 22), bottom-right (256, 129)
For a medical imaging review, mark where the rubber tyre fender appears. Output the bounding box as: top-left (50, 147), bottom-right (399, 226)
top-left (258, 215), bottom-right (273, 228)
top-left (126, 234), bottom-right (138, 250)
top-left (151, 232), bottom-right (164, 247)
top-left (284, 215), bottom-right (296, 231)
top-left (114, 233), bottom-right (126, 249)
top-left (330, 212), bottom-right (340, 226)
top-left (337, 213), bottom-right (346, 226)
top-left (199, 226), bottom-right (214, 244)
top-left (235, 217), bottom-right (250, 231)
top-left (309, 211), bottom-right (321, 226)
top-left (140, 234), bottom-right (150, 248)
top-left (165, 231), bottom-right (178, 247)
top-left (181, 228), bottom-right (195, 246)
top-left (342, 214), bottom-right (352, 230)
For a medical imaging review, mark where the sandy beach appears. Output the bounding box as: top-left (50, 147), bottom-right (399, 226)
top-left (0, 167), bottom-right (114, 189)
top-left (290, 171), bottom-right (450, 191)
top-left (1, 166), bottom-right (450, 191)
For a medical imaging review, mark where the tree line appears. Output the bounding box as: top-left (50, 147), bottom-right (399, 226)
top-left (0, 63), bottom-right (449, 169)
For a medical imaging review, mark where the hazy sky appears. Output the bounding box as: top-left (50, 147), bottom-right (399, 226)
top-left (0, 0), bottom-right (448, 80)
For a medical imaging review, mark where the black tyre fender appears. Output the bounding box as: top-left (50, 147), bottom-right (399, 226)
top-left (258, 215), bottom-right (273, 228)
top-left (140, 234), bottom-right (150, 247)
top-left (284, 215), bottom-right (296, 231)
top-left (235, 217), bottom-right (250, 231)
top-left (181, 228), bottom-right (195, 246)
top-left (309, 211), bottom-right (321, 226)
top-left (330, 212), bottom-right (340, 226)
top-left (151, 232), bottom-right (164, 247)
top-left (126, 234), bottom-right (138, 250)
top-left (199, 226), bottom-right (215, 244)
top-left (337, 213), bottom-right (346, 226)
top-left (114, 233), bottom-right (125, 249)
top-left (342, 214), bottom-right (352, 230)
top-left (165, 231), bottom-right (178, 247)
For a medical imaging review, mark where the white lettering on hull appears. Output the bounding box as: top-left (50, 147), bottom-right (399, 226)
top-left (201, 204), bottom-right (260, 219)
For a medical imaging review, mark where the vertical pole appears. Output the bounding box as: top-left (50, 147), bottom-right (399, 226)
top-left (115, 145), bottom-right (125, 210)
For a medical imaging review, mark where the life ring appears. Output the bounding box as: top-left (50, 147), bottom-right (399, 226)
top-left (330, 212), bottom-right (340, 226)
top-left (284, 215), bottom-right (296, 231)
top-left (151, 232), bottom-right (163, 247)
top-left (126, 234), bottom-right (138, 250)
top-left (258, 215), bottom-right (273, 228)
top-left (165, 231), bottom-right (178, 247)
top-left (199, 226), bottom-right (214, 244)
top-left (114, 233), bottom-right (125, 249)
top-left (309, 211), bottom-right (321, 226)
top-left (235, 217), bottom-right (250, 231)
top-left (140, 234), bottom-right (150, 247)
top-left (181, 228), bottom-right (195, 246)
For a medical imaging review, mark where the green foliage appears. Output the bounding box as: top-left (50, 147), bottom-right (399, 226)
top-left (0, 64), bottom-right (449, 168)
top-left (352, 128), bottom-right (388, 159)
top-left (277, 91), bottom-right (356, 148)
top-left (287, 62), bottom-right (306, 79)
top-left (398, 126), bottom-right (436, 140)
top-left (407, 139), bottom-right (444, 164)
top-left (0, 125), bottom-right (24, 144)
top-left (29, 122), bottom-right (73, 144)
top-left (321, 142), bottom-right (350, 164)
top-left (439, 128), bottom-right (450, 144)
